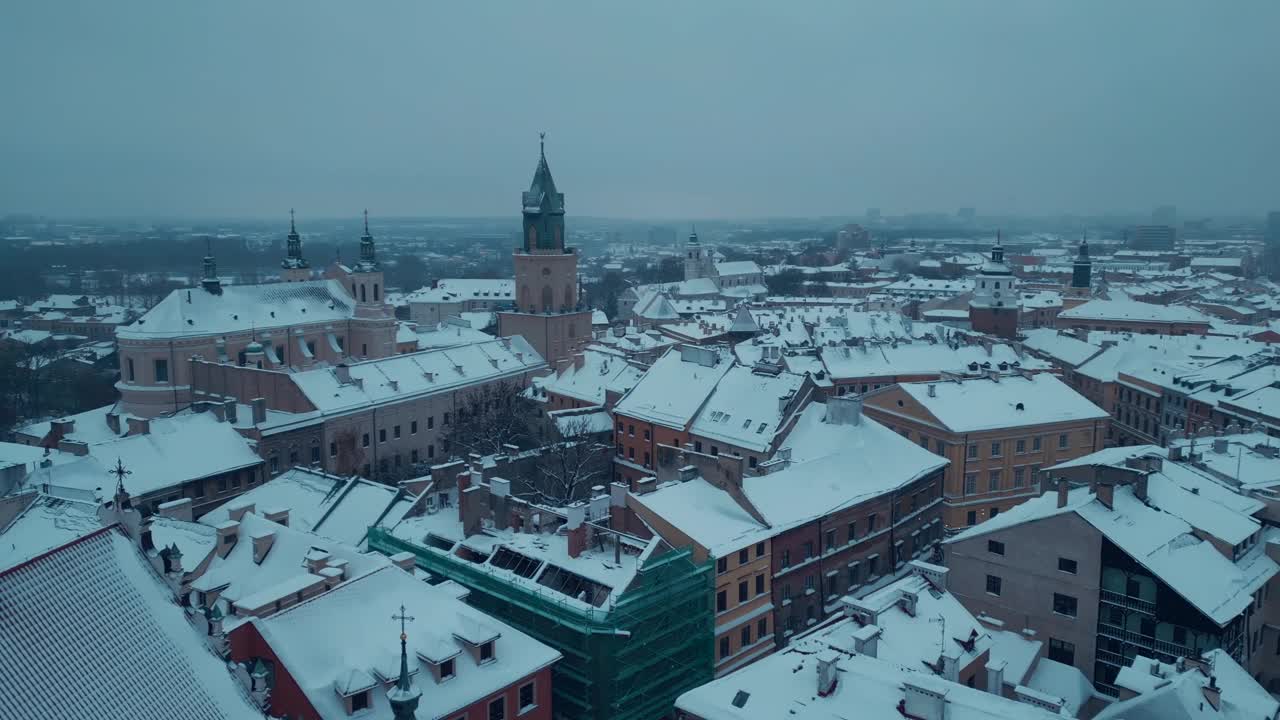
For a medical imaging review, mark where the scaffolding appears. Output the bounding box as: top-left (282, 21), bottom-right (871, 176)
top-left (367, 527), bottom-right (713, 720)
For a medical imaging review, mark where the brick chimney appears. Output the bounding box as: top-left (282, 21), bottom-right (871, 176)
top-left (825, 395), bottom-right (862, 426)
top-left (1095, 480), bottom-right (1115, 510)
top-left (126, 416), bottom-right (151, 436)
top-left (48, 418), bottom-right (75, 444)
top-left (389, 551), bottom-right (417, 573)
top-left (157, 498), bottom-right (193, 522)
top-left (223, 398), bottom-right (238, 424)
top-left (262, 507), bottom-right (289, 527)
top-left (566, 503), bottom-right (587, 558)
top-left (985, 659), bottom-right (1006, 695)
top-left (105, 412), bottom-right (121, 435)
top-left (461, 485), bottom-right (485, 537)
top-left (227, 502), bottom-right (255, 523)
top-left (491, 478), bottom-right (511, 530)
top-left (851, 624), bottom-right (881, 658)
top-left (816, 649), bottom-right (839, 697)
top-left (215, 521), bottom-right (239, 558)
top-left (1057, 478), bottom-right (1070, 508)
top-left (251, 397), bottom-right (267, 425)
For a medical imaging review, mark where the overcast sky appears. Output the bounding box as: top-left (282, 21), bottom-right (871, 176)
top-left (3, 1), bottom-right (1278, 220)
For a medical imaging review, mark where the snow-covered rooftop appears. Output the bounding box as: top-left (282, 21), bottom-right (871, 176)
top-left (688, 365), bottom-right (808, 453)
top-left (0, 529), bottom-right (261, 719)
top-left (890, 373), bottom-right (1109, 432)
top-left (118, 279), bottom-right (357, 339)
top-left (613, 345), bottom-right (734, 429)
top-left (1059, 299), bottom-right (1212, 325)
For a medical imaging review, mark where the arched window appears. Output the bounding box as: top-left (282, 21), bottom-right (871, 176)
top-left (520, 285), bottom-right (532, 311)
top-left (351, 282), bottom-right (357, 297)
top-left (564, 284), bottom-right (573, 310)
top-left (360, 284), bottom-right (367, 302)
top-left (373, 284), bottom-right (380, 301)
top-left (527, 226), bottom-right (537, 248)
top-left (541, 286), bottom-right (553, 313)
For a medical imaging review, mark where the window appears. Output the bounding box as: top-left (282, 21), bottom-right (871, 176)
top-left (719, 636), bottom-right (731, 659)
top-left (489, 696), bottom-right (506, 720)
top-left (967, 444), bottom-right (978, 459)
top-left (755, 542), bottom-right (765, 558)
top-left (154, 358), bottom-right (169, 383)
top-left (987, 540), bottom-right (1005, 555)
top-left (935, 439), bottom-right (946, 454)
top-left (740, 625), bottom-right (751, 647)
top-left (755, 574), bottom-right (765, 596)
top-left (988, 469), bottom-right (1001, 491)
top-left (427, 416), bottom-right (434, 430)
top-left (964, 473), bottom-right (977, 495)
top-left (1013, 467), bottom-right (1025, 487)
top-left (749, 456), bottom-right (758, 469)
top-left (1032, 436), bottom-right (1042, 451)
top-left (352, 691), bottom-right (370, 712)
top-left (1052, 593), bottom-right (1078, 617)
top-left (1058, 557), bottom-right (1078, 574)
top-left (1048, 638), bottom-right (1075, 665)
top-left (127, 358), bottom-right (135, 382)
top-left (329, 441), bottom-right (337, 458)
top-left (825, 529), bottom-right (836, 551)
top-left (782, 583), bottom-right (792, 601)
top-left (717, 590), bottom-right (727, 612)
top-left (643, 429), bottom-right (650, 441)
top-left (379, 428), bottom-right (387, 443)
top-left (803, 541), bottom-right (814, 559)
top-left (717, 557), bottom-right (727, 574)
top-left (867, 513), bottom-right (877, 532)
top-left (443, 412), bottom-right (450, 426)
top-left (480, 641), bottom-right (494, 662)
top-left (986, 575), bottom-right (1002, 596)
top-left (628, 424), bottom-right (635, 437)
top-left (738, 581), bottom-right (748, 602)
top-left (967, 510), bottom-right (977, 526)
top-left (518, 681), bottom-right (536, 711)
top-left (781, 550), bottom-right (790, 568)
top-left (269, 456), bottom-right (279, 475)
top-left (362, 433), bottom-right (370, 448)
top-left (310, 444), bottom-right (320, 464)
top-left (1015, 438), bottom-right (1026, 454)
top-left (758, 618), bottom-right (768, 639)
top-left (739, 549), bottom-right (749, 564)
top-left (990, 441), bottom-right (1002, 457)
top-left (411, 449), bottom-right (418, 463)
top-left (411, 420), bottom-right (419, 434)
top-left (1058, 433), bottom-right (1068, 449)
top-left (440, 657), bottom-right (455, 679)
top-left (848, 521), bottom-right (857, 542)
top-left (804, 575), bottom-right (815, 593)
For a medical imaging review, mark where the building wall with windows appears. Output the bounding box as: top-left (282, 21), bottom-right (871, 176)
top-left (945, 510), bottom-right (1103, 686)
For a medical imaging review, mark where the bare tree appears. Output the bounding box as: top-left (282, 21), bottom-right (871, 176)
top-left (524, 416), bottom-right (613, 505)
top-left (442, 380), bottom-right (539, 459)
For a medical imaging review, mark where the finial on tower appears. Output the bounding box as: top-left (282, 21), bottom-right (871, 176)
top-left (388, 603), bottom-right (422, 718)
top-left (539, 131), bottom-right (546, 159)
top-left (109, 458), bottom-right (132, 508)
top-left (290, 208), bottom-right (296, 234)
top-left (363, 209), bottom-right (369, 235)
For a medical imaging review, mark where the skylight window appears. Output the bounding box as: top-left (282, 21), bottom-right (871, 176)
top-left (756, 423), bottom-right (767, 433)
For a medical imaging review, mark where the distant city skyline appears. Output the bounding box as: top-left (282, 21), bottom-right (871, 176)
top-left (3, 1), bottom-right (1278, 219)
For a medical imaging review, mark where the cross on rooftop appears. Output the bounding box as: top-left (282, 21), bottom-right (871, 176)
top-left (392, 604), bottom-right (415, 641)
top-left (109, 457), bottom-right (131, 493)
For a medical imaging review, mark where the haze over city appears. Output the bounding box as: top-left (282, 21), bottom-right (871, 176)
top-left (4, 0), bottom-right (1279, 219)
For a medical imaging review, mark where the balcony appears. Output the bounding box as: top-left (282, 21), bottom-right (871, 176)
top-left (1100, 589), bottom-right (1155, 615)
top-left (1095, 649), bottom-right (1126, 667)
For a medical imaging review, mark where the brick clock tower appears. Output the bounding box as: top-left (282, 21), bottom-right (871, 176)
top-left (497, 136), bottom-right (591, 365)
top-left (968, 233), bottom-right (1020, 339)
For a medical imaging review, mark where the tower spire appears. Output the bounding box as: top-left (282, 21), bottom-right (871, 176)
top-left (387, 604), bottom-right (421, 720)
top-left (284, 209), bottom-right (308, 271)
top-left (290, 208), bottom-right (296, 235)
top-left (356, 210), bottom-right (378, 271)
top-left (201, 237), bottom-right (222, 294)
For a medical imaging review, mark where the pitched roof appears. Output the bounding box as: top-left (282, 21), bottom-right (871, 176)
top-left (890, 373), bottom-right (1109, 432)
top-left (0, 529), bottom-right (260, 720)
top-left (118, 279), bottom-right (357, 340)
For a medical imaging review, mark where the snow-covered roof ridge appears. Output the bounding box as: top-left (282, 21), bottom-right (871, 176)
top-left (888, 373), bottom-right (1109, 432)
top-left (119, 279), bottom-right (357, 339)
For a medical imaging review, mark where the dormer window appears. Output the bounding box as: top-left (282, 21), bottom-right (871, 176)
top-left (351, 690), bottom-right (370, 712)
top-left (440, 657), bottom-right (455, 680)
top-left (480, 641), bottom-right (494, 663)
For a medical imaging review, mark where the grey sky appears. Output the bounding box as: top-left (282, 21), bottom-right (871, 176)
top-left (3, 0), bottom-right (1278, 220)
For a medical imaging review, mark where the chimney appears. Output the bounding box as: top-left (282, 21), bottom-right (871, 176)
top-left (335, 363), bottom-right (351, 384)
top-left (825, 395), bottom-right (862, 426)
top-left (1134, 473), bottom-right (1149, 501)
top-left (126, 416), bottom-right (151, 436)
top-left (227, 502), bottom-right (255, 523)
top-left (851, 624), bottom-right (881, 658)
top-left (816, 650), bottom-right (840, 697)
top-left (262, 507), bottom-right (289, 527)
top-left (566, 503), bottom-right (587, 558)
top-left (1168, 444), bottom-right (1183, 461)
top-left (389, 551), bottom-right (417, 573)
top-left (215, 520), bottom-right (239, 558)
top-left (491, 478), bottom-right (511, 530)
top-left (56, 439), bottom-right (90, 456)
top-left (1212, 437), bottom-right (1228, 455)
top-left (461, 485), bottom-right (485, 537)
top-left (49, 418), bottom-right (75, 443)
top-left (940, 651), bottom-right (959, 682)
top-left (1057, 478), bottom-right (1069, 508)
top-left (609, 481), bottom-right (628, 509)
top-left (573, 352), bottom-right (585, 370)
top-left (635, 477), bottom-right (656, 495)
top-left (903, 681), bottom-right (948, 720)
top-left (223, 398), bottom-right (238, 424)
top-left (556, 358), bottom-right (572, 376)
top-left (679, 465), bottom-right (699, 482)
top-left (157, 498), bottom-right (193, 522)
top-left (908, 560), bottom-right (949, 591)
top-left (209, 401), bottom-right (226, 422)
top-left (927, 383), bottom-right (937, 397)
top-left (985, 660), bottom-right (1006, 695)
top-left (1095, 481), bottom-right (1114, 510)
top-left (1201, 676), bottom-right (1221, 711)
top-left (589, 487), bottom-right (609, 521)
top-left (251, 530), bottom-right (275, 564)
top-left (251, 397), bottom-right (267, 425)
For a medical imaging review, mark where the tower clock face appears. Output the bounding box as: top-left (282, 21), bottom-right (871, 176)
top-left (993, 291), bottom-right (1001, 299)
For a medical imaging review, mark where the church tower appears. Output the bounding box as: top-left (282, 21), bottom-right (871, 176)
top-left (281, 209), bottom-right (311, 282)
top-left (683, 227), bottom-right (713, 281)
top-left (498, 135), bottom-right (592, 365)
top-left (968, 232), bottom-right (1020, 339)
top-left (346, 210), bottom-right (396, 359)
